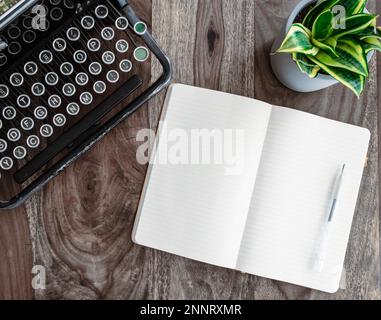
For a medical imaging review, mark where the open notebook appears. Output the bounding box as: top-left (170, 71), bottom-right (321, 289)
top-left (133, 84), bottom-right (370, 293)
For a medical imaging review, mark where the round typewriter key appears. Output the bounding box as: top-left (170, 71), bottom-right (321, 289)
top-left (93, 81), bottom-right (106, 94)
top-left (134, 47), bottom-right (149, 62)
top-left (80, 92), bottom-right (93, 105)
top-left (13, 146), bottom-right (27, 160)
top-left (81, 16), bottom-right (95, 30)
top-left (95, 5), bottom-right (108, 19)
top-left (0, 157), bottom-right (13, 171)
top-left (40, 124), bottom-right (54, 138)
top-left (8, 42), bottom-right (21, 55)
top-left (27, 135), bottom-right (40, 149)
top-left (23, 30), bottom-right (36, 43)
top-left (53, 114), bottom-right (66, 127)
top-left (89, 62), bottom-right (102, 75)
top-left (53, 38), bottom-right (67, 52)
top-left (134, 21), bottom-right (147, 35)
top-left (66, 102), bottom-right (80, 116)
top-left (17, 95), bottom-right (31, 108)
top-left (101, 27), bottom-right (114, 41)
top-left (116, 39), bottom-right (128, 53)
top-left (0, 53), bottom-right (7, 66)
top-left (74, 50), bottom-right (87, 64)
top-left (39, 50), bottom-right (53, 64)
top-left (60, 62), bottom-right (74, 75)
top-left (31, 82), bottom-right (46, 96)
top-left (64, 0), bottom-right (75, 9)
top-left (119, 59), bottom-right (132, 73)
top-left (107, 70), bottom-right (119, 83)
top-left (3, 106), bottom-right (16, 120)
top-left (45, 72), bottom-right (59, 86)
top-left (115, 17), bottom-right (128, 30)
top-left (48, 95), bottom-right (61, 108)
top-left (8, 26), bottom-right (21, 39)
top-left (21, 117), bottom-right (34, 131)
top-left (13, 146), bottom-right (26, 160)
top-left (50, 7), bottom-right (63, 21)
top-left (0, 139), bottom-right (7, 153)
top-left (87, 38), bottom-right (101, 52)
top-left (34, 106), bottom-right (48, 120)
top-left (0, 84), bottom-right (9, 98)
top-left (62, 83), bottom-right (76, 97)
top-left (75, 72), bottom-right (89, 86)
top-left (102, 51), bottom-right (115, 65)
top-left (24, 61), bottom-right (38, 76)
top-left (23, 16), bottom-right (32, 29)
top-left (67, 27), bottom-right (80, 41)
top-left (10, 73), bottom-right (24, 87)
top-left (7, 128), bottom-right (21, 142)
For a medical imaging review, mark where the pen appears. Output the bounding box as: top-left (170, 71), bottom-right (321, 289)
top-left (314, 164), bottom-right (346, 273)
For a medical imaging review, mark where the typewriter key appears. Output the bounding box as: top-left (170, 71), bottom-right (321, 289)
top-left (67, 27), bottom-right (80, 41)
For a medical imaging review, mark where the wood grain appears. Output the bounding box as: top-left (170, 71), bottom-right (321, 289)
top-left (0, 0), bottom-right (379, 300)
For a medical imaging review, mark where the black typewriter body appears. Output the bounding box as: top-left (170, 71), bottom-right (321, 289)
top-left (0, 0), bottom-right (172, 209)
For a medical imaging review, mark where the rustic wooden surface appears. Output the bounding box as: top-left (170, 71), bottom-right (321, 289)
top-left (0, 0), bottom-right (380, 300)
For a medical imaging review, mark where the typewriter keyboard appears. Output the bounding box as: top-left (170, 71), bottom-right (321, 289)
top-left (0, 0), bottom-right (155, 203)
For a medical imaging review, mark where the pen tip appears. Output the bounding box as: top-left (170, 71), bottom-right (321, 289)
top-left (342, 164), bottom-right (346, 173)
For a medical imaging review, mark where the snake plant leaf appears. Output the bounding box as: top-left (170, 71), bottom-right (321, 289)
top-left (277, 24), bottom-right (319, 55)
top-left (312, 10), bottom-right (334, 40)
top-left (363, 37), bottom-right (381, 54)
top-left (312, 37), bottom-right (337, 56)
top-left (358, 26), bottom-right (381, 41)
top-left (314, 38), bottom-right (368, 76)
top-left (292, 53), bottom-right (321, 78)
top-left (332, 14), bottom-right (378, 39)
top-left (335, 0), bottom-right (368, 15)
top-left (303, 0), bottom-right (340, 29)
top-left (308, 55), bottom-right (365, 97)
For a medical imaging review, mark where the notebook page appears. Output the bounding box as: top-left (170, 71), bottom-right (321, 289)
top-left (237, 106), bottom-right (370, 293)
top-left (133, 85), bottom-right (272, 269)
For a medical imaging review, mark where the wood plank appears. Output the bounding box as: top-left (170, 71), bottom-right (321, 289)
top-left (23, 0), bottom-right (153, 300)
top-left (254, 0), bottom-right (380, 299)
top-left (144, 0), bottom-right (263, 300)
top-left (0, 207), bottom-right (33, 299)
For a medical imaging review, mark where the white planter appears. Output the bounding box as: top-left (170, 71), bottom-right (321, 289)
top-left (270, 0), bottom-right (374, 93)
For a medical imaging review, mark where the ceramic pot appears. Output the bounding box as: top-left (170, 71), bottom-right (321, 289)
top-left (270, 0), bottom-right (373, 93)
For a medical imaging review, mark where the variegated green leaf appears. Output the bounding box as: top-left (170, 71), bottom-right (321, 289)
top-left (312, 37), bottom-right (337, 55)
top-left (332, 14), bottom-right (377, 39)
top-left (363, 37), bottom-right (381, 53)
top-left (335, 0), bottom-right (367, 15)
top-left (312, 10), bottom-right (334, 40)
top-left (292, 53), bottom-right (321, 78)
top-left (277, 24), bottom-right (319, 55)
top-left (314, 37), bottom-right (368, 76)
top-left (358, 26), bottom-right (381, 41)
top-left (308, 55), bottom-right (365, 97)
top-left (303, 0), bottom-right (341, 29)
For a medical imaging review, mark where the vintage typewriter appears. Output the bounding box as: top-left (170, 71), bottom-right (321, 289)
top-left (0, 0), bottom-right (171, 209)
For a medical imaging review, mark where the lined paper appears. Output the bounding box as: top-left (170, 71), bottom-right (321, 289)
top-left (133, 85), bottom-right (272, 269)
top-left (237, 106), bottom-right (370, 293)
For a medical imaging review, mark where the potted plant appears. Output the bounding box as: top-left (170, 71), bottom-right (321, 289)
top-left (271, 0), bottom-right (380, 96)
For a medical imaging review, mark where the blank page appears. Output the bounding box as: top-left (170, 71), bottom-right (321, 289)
top-left (237, 106), bottom-right (370, 293)
top-left (133, 85), bottom-right (272, 269)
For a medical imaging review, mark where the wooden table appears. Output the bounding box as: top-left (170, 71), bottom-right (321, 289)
top-left (0, 0), bottom-right (380, 300)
